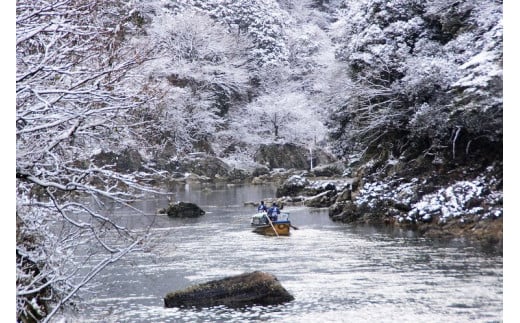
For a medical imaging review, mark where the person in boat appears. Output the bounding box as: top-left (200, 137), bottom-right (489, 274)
top-left (267, 202), bottom-right (280, 222)
top-left (257, 201), bottom-right (268, 213)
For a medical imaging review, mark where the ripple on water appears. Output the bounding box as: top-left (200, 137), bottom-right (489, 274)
top-left (73, 189), bottom-right (502, 323)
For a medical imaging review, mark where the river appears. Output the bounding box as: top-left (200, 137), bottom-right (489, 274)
top-left (71, 183), bottom-right (502, 323)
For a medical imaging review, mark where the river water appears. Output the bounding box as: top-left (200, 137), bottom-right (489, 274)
top-left (72, 183), bottom-right (503, 323)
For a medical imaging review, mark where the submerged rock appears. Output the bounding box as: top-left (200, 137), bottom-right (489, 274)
top-left (164, 271), bottom-right (294, 308)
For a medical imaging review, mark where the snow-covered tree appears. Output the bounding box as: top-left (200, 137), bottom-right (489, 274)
top-left (433, 1), bottom-right (503, 159)
top-left (326, 0), bottom-right (502, 164)
top-left (227, 91), bottom-right (327, 151)
top-left (161, 0), bottom-right (291, 96)
top-left (198, 0), bottom-right (290, 68)
top-left (128, 7), bottom-right (253, 157)
top-left (16, 1), bottom-right (156, 321)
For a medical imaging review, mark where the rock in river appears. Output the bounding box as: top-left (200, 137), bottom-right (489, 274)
top-left (164, 271), bottom-right (294, 308)
top-left (159, 202), bottom-right (205, 218)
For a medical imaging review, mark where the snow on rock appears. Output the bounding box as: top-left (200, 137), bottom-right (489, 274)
top-left (286, 175), bottom-right (310, 187)
top-left (355, 179), bottom-right (419, 210)
top-left (353, 169), bottom-right (502, 225)
top-left (306, 179), bottom-right (352, 192)
top-left (408, 176), bottom-right (502, 224)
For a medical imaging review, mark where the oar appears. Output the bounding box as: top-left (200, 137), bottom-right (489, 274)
top-left (265, 214), bottom-right (279, 237)
top-left (290, 224), bottom-right (299, 230)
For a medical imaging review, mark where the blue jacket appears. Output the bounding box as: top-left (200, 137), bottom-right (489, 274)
top-left (268, 206), bottom-right (280, 215)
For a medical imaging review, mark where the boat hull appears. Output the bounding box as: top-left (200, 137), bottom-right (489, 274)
top-left (252, 221), bottom-right (291, 236)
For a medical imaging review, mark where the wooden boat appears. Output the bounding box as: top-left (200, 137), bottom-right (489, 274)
top-left (251, 212), bottom-right (291, 236)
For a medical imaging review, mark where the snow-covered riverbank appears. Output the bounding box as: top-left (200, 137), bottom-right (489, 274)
top-left (246, 161), bottom-right (502, 251)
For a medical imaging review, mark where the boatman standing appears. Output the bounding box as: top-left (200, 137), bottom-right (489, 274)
top-left (267, 202), bottom-right (280, 222)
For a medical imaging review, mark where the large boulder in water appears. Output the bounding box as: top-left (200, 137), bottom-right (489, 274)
top-left (164, 271), bottom-right (294, 308)
top-left (161, 202), bottom-right (205, 218)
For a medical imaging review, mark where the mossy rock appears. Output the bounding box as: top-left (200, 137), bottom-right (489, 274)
top-left (162, 202), bottom-right (205, 218)
top-left (164, 271), bottom-right (294, 308)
